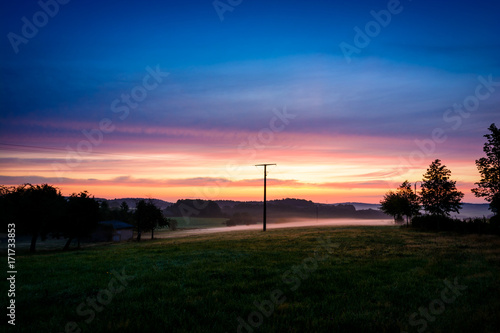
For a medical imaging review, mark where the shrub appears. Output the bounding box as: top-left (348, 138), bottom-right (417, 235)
top-left (411, 215), bottom-right (500, 235)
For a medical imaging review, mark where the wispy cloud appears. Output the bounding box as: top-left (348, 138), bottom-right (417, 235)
top-left (1, 0), bottom-right (498, 204)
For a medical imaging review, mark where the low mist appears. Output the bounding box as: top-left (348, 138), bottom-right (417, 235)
top-left (156, 218), bottom-right (396, 238)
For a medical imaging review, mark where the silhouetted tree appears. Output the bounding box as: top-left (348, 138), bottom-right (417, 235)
top-left (116, 201), bottom-right (133, 223)
top-left (420, 160), bottom-right (464, 217)
top-left (380, 181), bottom-right (420, 225)
top-left (380, 191), bottom-right (405, 223)
top-left (99, 200), bottom-right (113, 221)
top-left (63, 191), bottom-right (100, 250)
top-left (153, 216), bottom-right (170, 238)
top-left (0, 185), bottom-right (13, 227)
top-left (1, 184), bottom-right (65, 252)
top-left (120, 201), bottom-right (130, 215)
top-left (134, 200), bottom-right (166, 240)
top-left (398, 180), bottom-right (421, 225)
top-left (472, 123), bottom-right (500, 216)
top-left (166, 218), bottom-right (178, 231)
top-left (134, 200), bottom-right (147, 241)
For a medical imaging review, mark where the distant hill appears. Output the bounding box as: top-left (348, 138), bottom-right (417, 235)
top-left (97, 197), bottom-right (492, 220)
top-left (223, 198), bottom-right (390, 221)
top-left (100, 198), bottom-right (173, 210)
top-left (335, 202), bottom-right (382, 211)
top-left (166, 199), bottom-right (225, 218)
top-left (450, 203), bottom-right (494, 219)
top-left (336, 202), bottom-right (493, 219)
top-left (216, 200), bottom-right (242, 209)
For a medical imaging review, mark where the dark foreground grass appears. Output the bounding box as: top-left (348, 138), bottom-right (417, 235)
top-left (5, 226), bottom-right (500, 333)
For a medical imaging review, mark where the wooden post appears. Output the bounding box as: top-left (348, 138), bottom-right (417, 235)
top-left (255, 164), bottom-right (276, 231)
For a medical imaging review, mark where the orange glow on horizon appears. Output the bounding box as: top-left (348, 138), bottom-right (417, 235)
top-left (0, 128), bottom-right (487, 204)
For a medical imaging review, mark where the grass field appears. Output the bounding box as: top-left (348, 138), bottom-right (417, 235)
top-left (172, 216), bottom-right (228, 229)
top-left (8, 226), bottom-right (500, 332)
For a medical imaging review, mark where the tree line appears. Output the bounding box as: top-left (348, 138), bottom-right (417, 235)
top-left (381, 123), bottom-right (499, 231)
top-left (0, 187), bottom-right (176, 252)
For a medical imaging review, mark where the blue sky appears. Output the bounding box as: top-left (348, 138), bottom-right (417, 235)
top-left (0, 0), bottom-right (499, 202)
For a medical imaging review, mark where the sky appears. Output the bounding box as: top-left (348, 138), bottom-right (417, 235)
top-left (0, 0), bottom-right (499, 204)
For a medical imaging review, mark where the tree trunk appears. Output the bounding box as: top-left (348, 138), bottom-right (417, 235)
top-left (151, 228), bottom-right (154, 239)
top-left (63, 237), bottom-right (73, 251)
top-left (77, 237), bottom-right (81, 248)
top-left (30, 232), bottom-right (38, 253)
top-left (136, 230), bottom-right (141, 242)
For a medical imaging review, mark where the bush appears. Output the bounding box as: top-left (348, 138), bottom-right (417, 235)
top-left (167, 218), bottom-right (178, 231)
top-left (225, 212), bottom-right (257, 226)
top-left (411, 215), bottom-right (500, 234)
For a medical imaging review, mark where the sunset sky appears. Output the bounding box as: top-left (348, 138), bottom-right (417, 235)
top-left (1, 0), bottom-right (499, 203)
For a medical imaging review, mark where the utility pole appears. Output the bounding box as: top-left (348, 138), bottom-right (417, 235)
top-left (255, 164), bottom-right (276, 231)
top-left (414, 181), bottom-right (421, 195)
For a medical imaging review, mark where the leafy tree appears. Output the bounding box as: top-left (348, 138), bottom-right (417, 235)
top-left (119, 201), bottom-right (130, 216)
top-left (0, 185), bottom-right (13, 225)
top-left (380, 192), bottom-right (405, 222)
top-left (166, 218), bottom-right (178, 231)
top-left (134, 200), bottom-right (166, 240)
top-left (63, 191), bottom-right (100, 250)
top-left (152, 215), bottom-right (169, 239)
top-left (134, 200), bottom-right (147, 241)
top-left (1, 184), bottom-right (65, 252)
top-left (0, 185), bottom-right (11, 196)
top-left (116, 201), bottom-right (134, 223)
top-left (120, 201), bottom-right (129, 211)
top-left (472, 123), bottom-right (500, 215)
top-left (99, 200), bottom-right (113, 220)
top-left (380, 181), bottom-right (420, 225)
top-left (491, 194), bottom-right (500, 216)
top-left (420, 159), bottom-right (464, 216)
top-left (398, 180), bottom-right (421, 224)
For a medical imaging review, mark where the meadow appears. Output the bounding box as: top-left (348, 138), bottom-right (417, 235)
top-left (173, 217), bottom-right (228, 229)
top-left (10, 226), bottom-right (500, 332)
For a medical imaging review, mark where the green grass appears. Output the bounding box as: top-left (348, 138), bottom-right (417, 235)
top-left (6, 226), bottom-right (500, 332)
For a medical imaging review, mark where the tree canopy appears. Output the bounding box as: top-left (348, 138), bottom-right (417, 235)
top-left (420, 159), bottom-right (464, 216)
top-left (1, 184), bottom-right (66, 252)
top-left (1, 184), bottom-right (182, 251)
top-left (134, 200), bottom-right (167, 241)
top-left (380, 181), bottom-right (420, 225)
top-left (472, 123), bottom-right (500, 215)
top-left (63, 191), bottom-right (100, 250)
